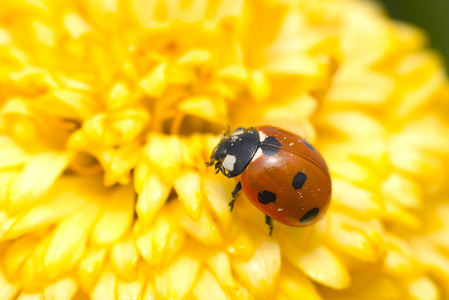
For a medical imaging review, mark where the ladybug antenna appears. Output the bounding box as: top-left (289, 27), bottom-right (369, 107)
top-left (205, 158), bottom-right (214, 167)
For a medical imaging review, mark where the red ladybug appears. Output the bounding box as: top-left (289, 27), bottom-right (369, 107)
top-left (207, 126), bottom-right (332, 234)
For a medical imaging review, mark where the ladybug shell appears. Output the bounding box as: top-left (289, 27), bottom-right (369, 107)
top-left (240, 126), bottom-right (332, 226)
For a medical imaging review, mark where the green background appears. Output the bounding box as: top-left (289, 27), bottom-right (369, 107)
top-left (377, 0), bottom-right (449, 71)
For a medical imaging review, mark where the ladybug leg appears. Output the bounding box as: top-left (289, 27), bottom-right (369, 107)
top-left (229, 181), bottom-right (242, 211)
top-left (265, 215), bottom-right (273, 236)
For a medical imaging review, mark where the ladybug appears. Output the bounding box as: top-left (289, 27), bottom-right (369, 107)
top-left (207, 126), bottom-right (332, 235)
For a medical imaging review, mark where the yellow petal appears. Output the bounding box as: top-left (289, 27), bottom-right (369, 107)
top-left (384, 201), bottom-right (421, 229)
top-left (233, 240), bottom-right (280, 297)
top-left (278, 264), bottom-right (322, 300)
top-left (108, 108), bottom-right (150, 144)
top-left (107, 82), bottom-right (132, 110)
top-left (411, 240), bottom-right (449, 292)
top-left (10, 153), bottom-right (70, 210)
top-left (218, 64), bottom-right (248, 81)
top-left (16, 293), bottom-right (44, 300)
top-left (396, 66), bottom-right (446, 117)
top-left (326, 213), bottom-right (386, 262)
top-left (56, 74), bottom-right (90, 91)
top-left (143, 134), bottom-right (182, 182)
top-left (32, 21), bottom-right (55, 47)
top-left (6, 182), bottom-right (86, 239)
top-left (381, 172), bottom-right (422, 208)
top-left (135, 174), bottom-right (171, 224)
top-left (43, 277), bottom-right (77, 300)
top-left (193, 270), bottom-right (229, 300)
top-left (9, 152), bottom-right (71, 212)
top-left (0, 269), bottom-right (18, 300)
top-left (331, 179), bottom-right (384, 219)
top-left (392, 116), bottom-right (449, 154)
top-left (177, 96), bottom-right (227, 123)
top-left (383, 235), bottom-right (421, 279)
top-left (0, 212), bottom-right (16, 240)
top-left (142, 280), bottom-right (156, 300)
top-left (77, 248), bottom-right (107, 291)
top-left (329, 159), bottom-right (372, 185)
top-left (101, 143), bottom-right (141, 186)
top-left (0, 136), bottom-right (28, 169)
top-left (180, 206), bottom-right (223, 246)
top-left (203, 178), bottom-right (234, 233)
top-left (91, 184), bottom-right (135, 245)
top-left (155, 255), bottom-right (201, 299)
top-left (139, 63), bottom-right (166, 97)
top-left (64, 13), bottom-right (92, 38)
top-left (21, 235), bottom-right (52, 290)
top-left (1, 97), bottom-right (31, 116)
top-left (133, 160), bottom-right (152, 194)
top-left (178, 49), bottom-right (210, 64)
top-left (389, 140), bottom-right (443, 184)
top-left (44, 203), bottom-right (99, 279)
top-left (0, 28), bottom-right (12, 45)
top-left (249, 70), bottom-right (270, 100)
top-left (206, 252), bottom-right (236, 290)
top-left (117, 274), bottom-right (145, 300)
top-left (266, 53), bottom-right (324, 76)
top-left (110, 239), bottom-right (139, 281)
top-left (408, 277), bottom-right (440, 300)
top-left (91, 269), bottom-right (117, 300)
top-left (36, 90), bottom-right (97, 119)
top-left (174, 171), bottom-right (202, 220)
top-left (4, 234), bottom-right (40, 278)
top-left (285, 245), bottom-right (350, 289)
top-left (327, 66), bottom-right (395, 104)
top-left (324, 111), bottom-right (385, 139)
top-left (0, 171), bottom-right (19, 208)
top-left (135, 213), bottom-right (185, 266)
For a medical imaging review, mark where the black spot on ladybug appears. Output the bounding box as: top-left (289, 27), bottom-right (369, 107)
top-left (300, 207), bottom-right (319, 224)
top-left (258, 190), bottom-right (276, 205)
top-left (260, 136), bottom-right (282, 156)
top-left (262, 136), bottom-right (282, 147)
top-left (260, 145), bottom-right (280, 156)
top-left (303, 140), bottom-right (315, 150)
top-left (292, 172), bottom-right (307, 189)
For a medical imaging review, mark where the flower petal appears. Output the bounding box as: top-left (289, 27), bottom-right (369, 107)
top-left (0, 269), bottom-right (19, 299)
top-left (43, 277), bottom-right (77, 300)
top-left (206, 251), bottom-right (236, 290)
top-left (91, 269), bottom-right (117, 300)
top-left (110, 239), bottom-right (139, 281)
top-left (155, 255), bottom-right (201, 299)
top-left (285, 245), bottom-right (350, 290)
top-left (135, 174), bottom-right (171, 224)
top-left (278, 264), bottom-right (322, 300)
top-left (90, 185), bottom-right (135, 245)
top-left (178, 96), bottom-right (228, 124)
top-left (9, 152), bottom-right (71, 212)
top-left (77, 248), bottom-right (107, 291)
top-left (193, 270), bottom-right (229, 300)
top-left (233, 240), bottom-right (281, 297)
top-left (44, 203), bottom-right (99, 279)
top-left (174, 171), bottom-right (203, 220)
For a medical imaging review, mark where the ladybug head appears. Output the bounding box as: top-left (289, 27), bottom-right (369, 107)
top-left (207, 127), bottom-right (260, 178)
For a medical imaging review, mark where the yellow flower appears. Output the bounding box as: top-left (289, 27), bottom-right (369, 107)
top-left (0, 0), bottom-right (448, 299)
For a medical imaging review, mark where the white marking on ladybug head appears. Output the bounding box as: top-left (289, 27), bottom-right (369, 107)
top-left (231, 128), bottom-right (245, 136)
top-left (223, 154), bottom-right (236, 171)
top-left (259, 131), bottom-right (267, 142)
